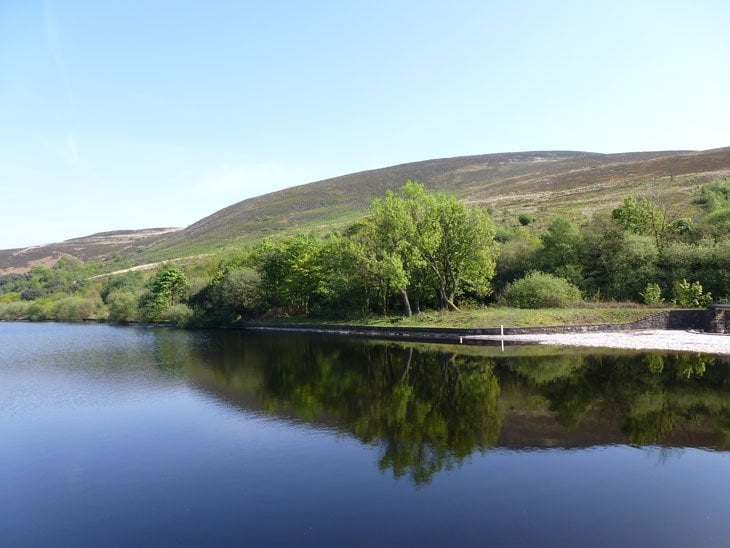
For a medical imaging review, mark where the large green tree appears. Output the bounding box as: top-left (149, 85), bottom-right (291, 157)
top-left (537, 217), bottom-right (584, 285)
top-left (400, 182), bottom-right (498, 310)
top-left (612, 195), bottom-right (690, 249)
top-left (364, 191), bottom-right (421, 315)
top-left (255, 234), bottom-right (324, 315)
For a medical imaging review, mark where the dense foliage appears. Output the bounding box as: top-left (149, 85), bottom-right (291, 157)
top-left (1, 178), bottom-right (728, 324)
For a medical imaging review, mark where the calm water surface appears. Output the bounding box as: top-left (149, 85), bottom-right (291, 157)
top-left (2, 322), bottom-right (730, 546)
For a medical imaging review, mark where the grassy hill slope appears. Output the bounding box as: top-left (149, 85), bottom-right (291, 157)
top-left (2, 147), bottom-right (729, 272)
top-left (141, 147), bottom-right (730, 260)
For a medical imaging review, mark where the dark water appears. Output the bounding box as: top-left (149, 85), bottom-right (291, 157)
top-left (2, 322), bottom-right (730, 547)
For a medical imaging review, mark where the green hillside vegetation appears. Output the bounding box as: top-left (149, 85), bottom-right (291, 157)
top-left (1, 177), bottom-right (728, 326)
top-left (138, 147), bottom-right (730, 263)
top-left (3, 147), bottom-right (729, 274)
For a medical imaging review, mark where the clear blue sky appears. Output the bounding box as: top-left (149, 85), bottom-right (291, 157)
top-left (1, 0), bottom-right (729, 249)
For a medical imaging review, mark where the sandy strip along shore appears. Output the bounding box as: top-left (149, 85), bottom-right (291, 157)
top-left (466, 329), bottom-right (730, 355)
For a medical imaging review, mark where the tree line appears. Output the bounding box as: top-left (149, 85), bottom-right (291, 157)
top-left (1, 179), bottom-right (728, 324)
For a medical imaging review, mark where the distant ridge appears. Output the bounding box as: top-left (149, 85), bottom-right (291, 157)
top-left (2, 147), bottom-right (729, 273)
top-left (0, 228), bottom-right (181, 274)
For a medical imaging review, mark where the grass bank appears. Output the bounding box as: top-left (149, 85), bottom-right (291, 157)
top-left (261, 305), bottom-right (671, 329)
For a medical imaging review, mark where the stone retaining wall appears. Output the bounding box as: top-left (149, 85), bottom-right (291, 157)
top-left (629, 309), bottom-right (728, 333)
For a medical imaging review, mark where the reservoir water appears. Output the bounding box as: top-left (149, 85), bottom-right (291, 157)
top-left (2, 322), bottom-right (730, 546)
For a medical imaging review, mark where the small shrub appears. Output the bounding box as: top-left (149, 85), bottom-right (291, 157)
top-left (706, 208), bottom-right (730, 237)
top-left (50, 296), bottom-right (101, 321)
top-left (494, 228), bottom-right (511, 243)
top-left (0, 292), bottom-right (20, 304)
top-left (0, 301), bottom-right (33, 320)
top-left (27, 301), bottom-right (49, 321)
top-left (164, 304), bottom-right (194, 327)
top-left (518, 213), bottom-right (535, 226)
top-left (500, 271), bottom-right (582, 309)
top-left (106, 290), bottom-right (139, 322)
top-left (640, 283), bottom-right (663, 305)
top-left (100, 273), bottom-right (142, 303)
top-left (672, 279), bottom-right (712, 308)
top-left (21, 287), bottom-right (45, 301)
top-left (219, 267), bottom-right (262, 312)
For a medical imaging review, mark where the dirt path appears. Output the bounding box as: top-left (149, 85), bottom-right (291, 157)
top-left (89, 254), bottom-right (212, 279)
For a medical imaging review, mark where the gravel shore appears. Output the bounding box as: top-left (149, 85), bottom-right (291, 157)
top-left (468, 329), bottom-right (730, 355)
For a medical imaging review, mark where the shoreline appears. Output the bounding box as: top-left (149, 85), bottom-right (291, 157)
top-left (466, 330), bottom-right (730, 356)
top-left (5, 315), bottom-right (728, 355)
top-left (247, 324), bottom-right (730, 356)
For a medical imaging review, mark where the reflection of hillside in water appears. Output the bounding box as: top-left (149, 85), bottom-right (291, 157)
top-left (169, 331), bottom-right (730, 485)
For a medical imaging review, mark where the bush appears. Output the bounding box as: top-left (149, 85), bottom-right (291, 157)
top-left (142, 267), bottom-right (189, 320)
top-left (27, 301), bottom-right (49, 321)
top-left (106, 290), bottom-right (139, 322)
top-left (50, 296), bottom-right (101, 321)
top-left (660, 239), bottom-right (730, 299)
top-left (0, 301), bottom-right (34, 320)
top-left (0, 292), bottom-right (20, 304)
top-left (640, 283), bottom-right (663, 305)
top-left (518, 213), bottom-right (535, 226)
top-left (164, 304), bottom-right (194, 327)
top-left (218, 268), bottom-right (262, 312)
top-left (672, 279), bottom-right (712, 308)
top-left (706, 208), bottom-right (730, 238)
top-left (100, 272), bottom-right (143, 303)
top-left (21, 287), bottom-right (46, 301)
top-left (500, 271), bottom-right (582, 308)
top-left (189, 267), bottom-right (262, 325)
top-left (0, 300), bottom-right (51, 321)
top-left (494, 230), bottom-right (541, 291)
top-left (494, 228), bottom-right (511, 243)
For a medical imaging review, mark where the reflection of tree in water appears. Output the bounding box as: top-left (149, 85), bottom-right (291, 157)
top-left (368, 349), bottom-right (501, 485)
top-left (181, 332), bottom-right (730, 483)
top-left (256, 342), bottom-right (502, 485)
top-left (500, 352), bottom-right (730, 446)
top-left (180, 334), bottom-right (501, 485)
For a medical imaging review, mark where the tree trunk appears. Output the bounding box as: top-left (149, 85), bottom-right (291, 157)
top-left (438, 288), bottom-right (458, 310)
top-left (401, 347), bottom-right (413, 382)
top-left (438, 284), bottom-right (448, 310)
top-left (400, 287), bottom-right (412, 317)
top-left (447, 290), bottom-right (460, 311)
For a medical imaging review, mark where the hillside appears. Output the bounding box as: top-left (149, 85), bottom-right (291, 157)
top-left (138, 147), bottom-right (730, 261)
top-left (0, 228), bottom-right (180, 275)
top-left (2, 147), bottom-right (729, 273)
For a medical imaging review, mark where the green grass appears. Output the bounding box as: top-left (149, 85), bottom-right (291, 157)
top-left (261, 305), bottom-right (670, 329)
